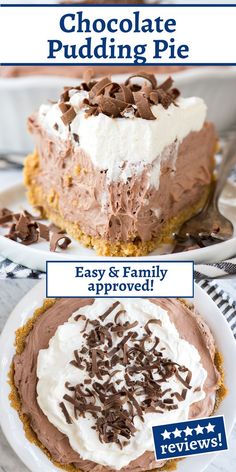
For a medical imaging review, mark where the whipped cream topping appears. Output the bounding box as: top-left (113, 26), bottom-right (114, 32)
top-left (38, 90), bottom-right (207, 186)
top-left (37, 299), bottom-right (207, 470)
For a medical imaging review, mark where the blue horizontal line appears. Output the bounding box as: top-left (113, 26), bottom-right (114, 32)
top-left (46, 260), bottom-right (194, 264)
top-left (45, 296), bottom-right (194, 299)
top-left (2, 63), bottom-right (236, 66)
top-left (2, 3), bottom-right (236, 6)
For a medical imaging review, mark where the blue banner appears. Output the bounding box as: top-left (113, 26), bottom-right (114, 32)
top-left (152, 416), bottom-right (228, 461)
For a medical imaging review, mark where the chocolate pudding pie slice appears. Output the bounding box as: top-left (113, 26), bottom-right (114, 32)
top-left (10, 298), bottom-right (225, 472)
top-left (24, 72), bottom-right (217, 256)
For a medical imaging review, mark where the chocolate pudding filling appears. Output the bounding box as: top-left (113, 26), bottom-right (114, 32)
top-left (27, 119), bottom-right (215, 243)
top-left (11, 298), bottom-right (224, 472)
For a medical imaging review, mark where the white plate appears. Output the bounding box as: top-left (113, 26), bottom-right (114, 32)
top-left (0, 182), bottom-right (236, 271)
top-left (1, 68), bottom-right (236, 153)
top-left (0, 282), bottom-right (236, 472)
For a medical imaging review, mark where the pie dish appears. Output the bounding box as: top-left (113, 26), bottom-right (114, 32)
top-left (24, 72), bottom-right (217, 257)
top-left (9, 296), bottom-right (226, 472)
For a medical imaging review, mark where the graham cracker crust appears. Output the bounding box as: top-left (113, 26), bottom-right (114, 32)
top-left (9, 299), bottom-right (227, 472)
top-left (24, 150), bottom-right (211, 257)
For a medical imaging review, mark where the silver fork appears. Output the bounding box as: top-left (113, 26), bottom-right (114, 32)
top-left (174, 133), bottom-right (236, 250)
top-left (0, 152), bottom-right (25, 170)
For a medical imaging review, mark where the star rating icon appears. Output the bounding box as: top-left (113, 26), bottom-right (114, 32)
top-left (173, 428), bottom-right (182, 438)
top-left (160, 421), bottom-right (216, 441)
top-left (161, 429), bottom-right (172, 440)
top-left (183, 426), bottom-right (193, 436)
top-left (195, 424), bottom-right (204, 435)
top-left (205, 422), bottom-right (215, 433)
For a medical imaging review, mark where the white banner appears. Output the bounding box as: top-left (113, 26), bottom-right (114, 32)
top-left (0, 5), bottom-right (236, 65)
top-left (46, 261), bottom-right (194, 298)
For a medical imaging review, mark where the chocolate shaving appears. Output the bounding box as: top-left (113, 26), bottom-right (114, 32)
top-left (89, 77), bottom-right (112, 100)
top-left (59, 402), bottom-right (73, 424)
top-left (38, 222), bottom-right (50, 241)
top-left (96, 95), bottom-right (127, 118)
top-left (133, 92), bottom-right (156, 120)
top-left (65, 382), bottom-right (75, 392)
top-left (99, 301), bottom-right (120, 321)
top-left (125, 72), bottom-right (157, 89)
top-left (61, 106), bottom-right (76, 126)
top-left (119, 84), bottom-right (134, 104)
top-left (114, 310), bottom-right (126, 324)
top-left (158, 76), bottom-right (174, 91)
top-left (0, 208), bottom-right (13, 225)
top-left (175, 370), bottom-right (192, 389)
top-left (61, 303), bottom-right (195, 449)
top-left (0, 207), bottom-right (72, 254)
top-left (59, 102), bottom-right (69, 113)
top-left (144, 319), bottom-right (162, 336)
top-left (49, 233), bottom-right (71, 252)
top-left (56, 71), bottom-right (180, 122)
top-left (111, 320), bottom-right (138, 334)
top-left (74, 314), bottom-right (86, 322)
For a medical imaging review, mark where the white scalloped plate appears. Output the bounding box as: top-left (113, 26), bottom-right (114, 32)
top-left (0, 282), bottom-right (236, 472)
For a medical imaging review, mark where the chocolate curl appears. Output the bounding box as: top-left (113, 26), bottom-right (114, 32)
top-left (59, 102), bottom-right (69, 113)
top-left (57, 71), bottom-right (179, 121)
top-left (158, 76), bottom-right (174, 91)
top-left (125, 72), bottom-right (157, 89)
top-left (133, 92), bottom-right (156, 120)
top-left (60, 88), bottom-right (70, 103)
top-left (96, 96), bottom-right (127, 118)
top-left (144, 319), bottom-right (162, 335)
top-left (0, 208), bottom-right (13, 225)
top-left (104, 82), bottom-right (120, 99)
top-left (50, 233), bottom-right (72, 252)
top-left (84, 105), bottom-right (99, 118)
top-left (19, 225), bottom-right (39, 246)
top-left (89, 77), bottom-right (112, 100)
top-left (171, 87), bottom-right (181, 100)
top-left (16, 213), bottom-right (32, 239)
top-left (60, 106), bottom-right (76, 126)
top-left (119, 84), bottom-right (134, 104)
top-left (99, 301), bottom-right (120, 321)
top-left (38, 222), bottom-right (50, 241)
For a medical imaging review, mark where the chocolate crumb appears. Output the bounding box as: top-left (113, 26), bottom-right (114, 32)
top-left (73, 133), bottom-right (80, 143)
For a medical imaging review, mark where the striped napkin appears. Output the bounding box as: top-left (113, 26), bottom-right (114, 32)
top-left (0, 255), bottom-right (236, 280)
top-left (0, 256), bottom-right (235, 341)
top-left (1, 255), bottom-right (236, 280)
top-left (198, 279), bottom-right (236, 339)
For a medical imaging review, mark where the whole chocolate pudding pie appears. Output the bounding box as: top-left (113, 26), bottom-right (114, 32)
top-left (10, 298), bottom-right (225, 472)
top-left (24, 72), bottom-right (217, 256)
